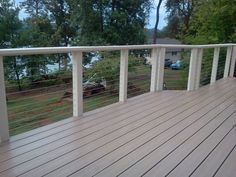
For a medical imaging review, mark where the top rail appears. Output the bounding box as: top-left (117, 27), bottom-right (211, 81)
top-left (0, 43), bottom-right (235, 56)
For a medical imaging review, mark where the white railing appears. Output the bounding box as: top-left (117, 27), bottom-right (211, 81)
top-left (0, 43), bottom-right (236, 142)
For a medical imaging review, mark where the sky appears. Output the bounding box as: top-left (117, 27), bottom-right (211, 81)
top-left (15, 0), bottom-right (167, 29)
top-left (148, 0), bottom-right (167, 29)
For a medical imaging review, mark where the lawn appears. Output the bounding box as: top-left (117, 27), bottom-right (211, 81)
top-left (7, 91), bottom-right (121, 136)
top-left (7, 65), bottom-right (188, 136)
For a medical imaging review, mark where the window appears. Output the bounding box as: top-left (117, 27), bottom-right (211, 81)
top-left (172, 52), bottom-right (177, 56)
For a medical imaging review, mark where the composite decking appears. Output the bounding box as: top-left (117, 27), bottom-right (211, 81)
top-left (0, 78), bottom-right (235, 177)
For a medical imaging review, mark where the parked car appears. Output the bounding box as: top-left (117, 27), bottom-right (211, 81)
top-left (165, 59), bottom-right (172, 68)
top-left (171, 60), bottom-right (182, 70)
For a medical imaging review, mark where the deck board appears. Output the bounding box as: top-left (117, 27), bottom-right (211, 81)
top-left (214, 144), bottom-right (236, 177)
top-left (0, 78), bottom-right (235, 177)
top-left (93, 92), bottom-right (236, 177)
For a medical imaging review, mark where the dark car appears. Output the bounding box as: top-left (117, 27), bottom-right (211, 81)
top-left (165, 59), bottom-right (172, 68)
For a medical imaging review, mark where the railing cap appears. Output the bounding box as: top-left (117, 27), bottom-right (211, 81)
top-left (0, 43), bottom-right (235, 57)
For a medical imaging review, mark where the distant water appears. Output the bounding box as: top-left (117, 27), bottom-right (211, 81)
top-left (47, 63), bottom-right (59, 73)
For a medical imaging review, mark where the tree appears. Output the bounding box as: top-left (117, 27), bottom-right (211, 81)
top-left (0, 0), bottom-right (23, 91)
top-left (75, 0), bottom-right (152, 45)
top-left (104, 0), bottom-right (152, 45)
top-left (21, 0), bottom-right (47, 17)
top-left (45, 0), bottom-right (78, 70)
top-left (45, 0), bottom-right (77, 46)
top-left (153, 0), bottom-right (163, 44)
top-left (0, 0), bottom-right (21, 48)
top-left (85, 52), bottom-right (120, 92)
top-left (19, 0), bottom-right (54, 83)
top-left (85, 52), bottom-right (139, 92)
top-left (165, 0), bottom-right (198, 38)
top-left (77, 0), bottom-right (108, 45)
top-left (183, 0), bottom-right (236, 86)
top-left (185, 0), bottom-right (236, 44)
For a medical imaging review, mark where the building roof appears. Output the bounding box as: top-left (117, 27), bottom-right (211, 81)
top-left (156, 38), bottom-right (181, 44)
top-left (147, 37), bottom-right (182, 52)
top-left (156, 38), bottom-right (182, 52)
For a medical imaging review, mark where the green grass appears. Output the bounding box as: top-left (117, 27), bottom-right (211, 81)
top-left (7, 64), bottom-right (188, 136)
top-left (84, 93), bottom-right (119, 112)
top-left (7, 92), bottom-right (119, 136)
top-left (164, 69), bottom-right (188, 90)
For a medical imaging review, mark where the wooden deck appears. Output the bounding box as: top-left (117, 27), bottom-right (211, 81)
top-left (0, 78), bottom-right (235, 177)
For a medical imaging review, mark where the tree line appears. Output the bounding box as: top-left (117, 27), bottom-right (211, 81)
top-left (162, 0), bottom-right (236, 44)
top-left (1, 0), bottom-right (235, 91)
top-left (0, 0), bottom-right (152, 91)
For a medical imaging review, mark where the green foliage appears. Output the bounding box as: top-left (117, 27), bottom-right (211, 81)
top-left (164, 0), bottom-right (236, 44)
top-left (85, 52), bottom-right (120, 84)
top-left (0, 0), bottom-right (23, 90)
top-left (76, 0), bottom-right (152, 45)
top-left (165, 0), bottom-right (198, 39)
top-left (0, 0), bottom-right (21, 47)
top-left (85, 52), bottom-right (139, 91)
top-left (20, 0), bottom-right (47, 17)
top-left (185, 0), bottom-right (236, 44)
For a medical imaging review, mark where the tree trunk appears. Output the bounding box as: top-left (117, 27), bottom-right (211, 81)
top-left (153, 0), bottom-right (163, 44)
top-left (13, 58), bottom-right (22, 91)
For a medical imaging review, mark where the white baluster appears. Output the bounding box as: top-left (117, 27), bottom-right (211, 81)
top-left (224, 46), bottom-right (233, 78)
top-left (229, 46), bottom-right (236, 77)
top-left (72, 52), bottom-right (83, 117)
top-left (157, 48), bottom-right (166, 91)
top-left (195, 48), bottom-right (203, 90)
top-left (119, 49), bottom-right (128, 102)
top-left (0, 56), bottom-right (9, 142)
top-left (188, 48), bottom-right (198, 91)
top-left (150, 48), bottom-right (159, 92)
top-left (211, 47), bottom-right (220, 84)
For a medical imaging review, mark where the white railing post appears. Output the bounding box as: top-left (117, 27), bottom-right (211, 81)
top-left (211, 47), bottom-right (220, 84)
top-left (119, 49), bottom-right (128, 102)
top-left (188, 48), bottom-right (198, 91)
top-left (72, 52), bottom-right (83, 117)
top-left (224, 46), bottom-right (233, 78)
top-left (0, 56), bottom-right (9, 142)
top-left (157, 48), bottom-right (166, 91)
top-left (150, 48), bottom-right (159, 92)
top-left (195, 48), bottom-right (203, 90)
top-left (229, 46), bottom-right (236, 77)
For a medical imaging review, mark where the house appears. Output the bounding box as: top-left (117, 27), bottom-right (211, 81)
top-left (145, 38), bottom-right (182, 65)
top-left (156, 38), bottom-right (182, 62)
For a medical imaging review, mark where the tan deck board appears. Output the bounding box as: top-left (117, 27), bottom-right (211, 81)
top-left (214, 144), bottom-right (236, 177)
top-left (81, 91), bottom-right (236, 177)
top-left (158, 108), bottom-right (236, 177)
top-left (190, 120), bottom-right (236, 177)
top-left (86, 91), bottom-right (236, 176)
top-left (142, 105), bottom-right (236, 177)
top-left (0, 78), bottom-right (235, 177)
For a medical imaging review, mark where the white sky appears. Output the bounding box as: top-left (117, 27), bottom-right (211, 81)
top-left (148, 0), bottom-right (167, 29)
top-left (15, 0), bottom-right (167, 29)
